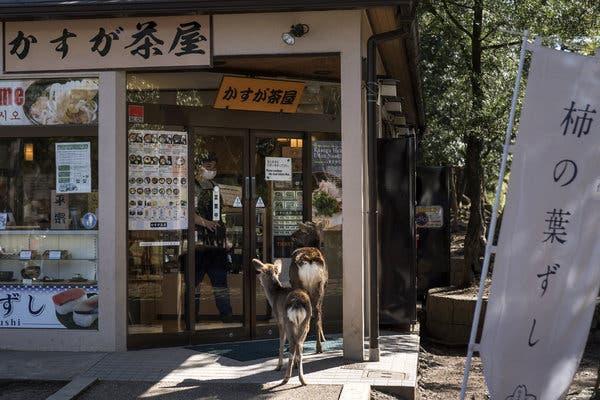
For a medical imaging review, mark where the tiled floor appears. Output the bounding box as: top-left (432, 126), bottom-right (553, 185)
top-left (0, 334), bottom-right (419, 398)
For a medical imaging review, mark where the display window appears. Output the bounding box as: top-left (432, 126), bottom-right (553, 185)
top-left (0, 78), bottom-right (99, 330)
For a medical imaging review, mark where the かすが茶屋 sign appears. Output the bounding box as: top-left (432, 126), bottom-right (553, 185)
top-left (2, 15), bottom-right (211, 73)
top-left (214, 76), bottom-right (305, 113)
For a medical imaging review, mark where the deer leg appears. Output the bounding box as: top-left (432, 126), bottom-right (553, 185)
top-left (318, 308), bottom-right (326, 343)
top-left (282, 346), bottom-right (296, 385)
top-left (315, 305), bottom-right (324, 354)
top-left (298, 344), bottom-right (307, 386)
top-left (277, 329), bottom-right (286, 371)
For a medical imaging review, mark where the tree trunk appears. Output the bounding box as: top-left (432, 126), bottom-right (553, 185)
top-left (450, 167), bottom-right (460, 232)
top-left (460, 0), bottom-right (486, 287)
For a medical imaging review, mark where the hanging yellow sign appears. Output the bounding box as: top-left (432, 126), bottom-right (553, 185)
top-left (213, 76), bottom-right (305, 113)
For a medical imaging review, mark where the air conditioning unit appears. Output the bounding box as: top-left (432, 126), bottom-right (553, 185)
top-left (383, 101), bottom-right (402, 114)
top-left (379, 82), bottom-right (398, 98)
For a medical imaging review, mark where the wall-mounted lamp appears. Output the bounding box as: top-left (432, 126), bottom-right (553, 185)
top-left (24, 143), bottom-right (34, 161)
top-left (282, 24), bottom-right (310, 45)
top-left (290, 139), bottom-right (303, 148)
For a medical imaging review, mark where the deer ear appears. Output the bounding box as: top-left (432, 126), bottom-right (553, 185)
top-left (252, 259), bottom-right (265, 271)
top-left (273, 259), bottom-right (283, 273)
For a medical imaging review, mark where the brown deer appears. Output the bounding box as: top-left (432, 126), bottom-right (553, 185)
top-left (289, 222), bottom-right (328, 353)
top-left (253, 258), bottom-right (312, 385)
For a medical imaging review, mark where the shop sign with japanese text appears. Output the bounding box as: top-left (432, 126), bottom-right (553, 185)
top-left (480, 46), bottom-right (600, 400)
top-left (2, 15), bottom-right (211, 73)
top-left (0, 285), bottom-right (98, 329)
top-left (214, 76), bottom-right (305, 113)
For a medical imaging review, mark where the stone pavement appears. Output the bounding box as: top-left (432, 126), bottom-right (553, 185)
top-left (0, 333), bottom-right (419, 400)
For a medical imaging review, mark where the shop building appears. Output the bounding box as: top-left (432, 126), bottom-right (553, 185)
top-left (0, 1), bottom-right (423, 360)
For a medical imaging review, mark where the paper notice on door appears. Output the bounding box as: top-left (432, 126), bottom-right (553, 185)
top-left (265, 157), bottom-right (292, 181)
top-left (0, 213), bottom-right (7, 230)
top-left (55, 142), bottom-right (91, 193)
top-left (219, 184), bottom-right (242, 207)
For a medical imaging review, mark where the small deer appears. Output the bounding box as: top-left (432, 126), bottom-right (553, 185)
top-left (289, 222), bottom-right (328, 353)
top-left (253, 258), bottom-right (312, 385)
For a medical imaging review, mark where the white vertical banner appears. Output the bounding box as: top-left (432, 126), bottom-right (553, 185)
top-left (480, 46), bottom-right (600, 399)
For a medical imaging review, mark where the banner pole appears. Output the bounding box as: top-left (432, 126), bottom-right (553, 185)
top-left (459, 30), bottom-right (530, 400)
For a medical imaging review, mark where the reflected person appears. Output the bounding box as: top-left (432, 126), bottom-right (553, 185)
top-left (194, 152), bottom-right (233, 323)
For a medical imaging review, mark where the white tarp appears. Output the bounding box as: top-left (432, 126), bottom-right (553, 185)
top-left (480, 45), bottom-right (600, 399)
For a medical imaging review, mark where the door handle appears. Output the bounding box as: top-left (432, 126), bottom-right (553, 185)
top-left (251, 177), bottom-right (256, 200)
top-left (244, 177), bottom-right (250, 200)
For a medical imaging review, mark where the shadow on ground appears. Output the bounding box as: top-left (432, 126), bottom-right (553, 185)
top-left (77, 380), bottom-right (343, 400)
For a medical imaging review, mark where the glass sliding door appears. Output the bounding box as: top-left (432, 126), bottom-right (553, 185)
top-left (251, 132), bottom-right (305, 334)
top-left (190, 128), bottom-right (248, 333)
top-left (127, 127), bottom-right (189, 335)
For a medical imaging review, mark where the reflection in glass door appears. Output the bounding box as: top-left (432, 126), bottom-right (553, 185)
top-left (191, 128), bottom-right (247, 332)
top-left (127, 127), bottom-right (189, 335)
top-left (251, 134), bottom-right (304, 330)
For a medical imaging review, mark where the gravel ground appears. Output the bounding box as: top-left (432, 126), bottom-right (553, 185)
top-left (0, 380), bottom-right (65, 400)
top-left (417, 340), bottom-right (600, 400)
top-left (77, 381), bottom-right (342, 400)
top-left (372, 340), bottom-right (599, 400)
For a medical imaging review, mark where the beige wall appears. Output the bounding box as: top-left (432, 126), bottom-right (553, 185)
top-left (0, 10), bottom-right (367, 359)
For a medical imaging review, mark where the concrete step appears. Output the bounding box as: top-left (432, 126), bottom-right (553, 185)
top-left (46, 376), bottom-right (97, 400)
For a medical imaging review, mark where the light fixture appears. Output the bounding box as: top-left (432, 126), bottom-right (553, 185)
top-left (282, 24), bottom-right (310, 45)
top-left (290, 139), bottom-right (303, 148)
top-left (24, 143), bottom-right (34, 161)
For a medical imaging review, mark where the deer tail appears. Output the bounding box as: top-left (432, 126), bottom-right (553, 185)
top-left (286, 290), bottom-right (311, 327)
top-left (286, 304), bottom-right (307, 326)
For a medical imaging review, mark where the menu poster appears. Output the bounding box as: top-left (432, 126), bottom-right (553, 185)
top-left (55, 142), bottom-right (92, 194)
top-left (0, 79), bottom-right (98, 126)
top-left (272, 190), bottom-right (303, 236)
top-left (127, 130), bottom-right (188, 231)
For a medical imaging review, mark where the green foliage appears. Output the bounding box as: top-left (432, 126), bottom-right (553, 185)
top-left (419, 0), bottom-right (600, 196)
top-left (313, 190), bottom-right (341, 217)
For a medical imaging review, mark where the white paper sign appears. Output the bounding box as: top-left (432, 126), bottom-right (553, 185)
top-left (480, 46), bottom-right (600, 400)
top-left (0, 213), bottom-right (7, 230)
top-left (56, 142), bottom-right (91, 194)
top-left (212, 186), bottom-right (220, 221)
top-left (265, 157), bottom-right (292, 181)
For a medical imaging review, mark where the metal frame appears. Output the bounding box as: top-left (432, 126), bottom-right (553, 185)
top-left (250, 129), bottom-right (305, 340)
top-left (131, 103), bottom-right (341, 134)
top-left (459, 31), bottom-right (530, 400)
top-left (190, 127), bottom-right (250, 342)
